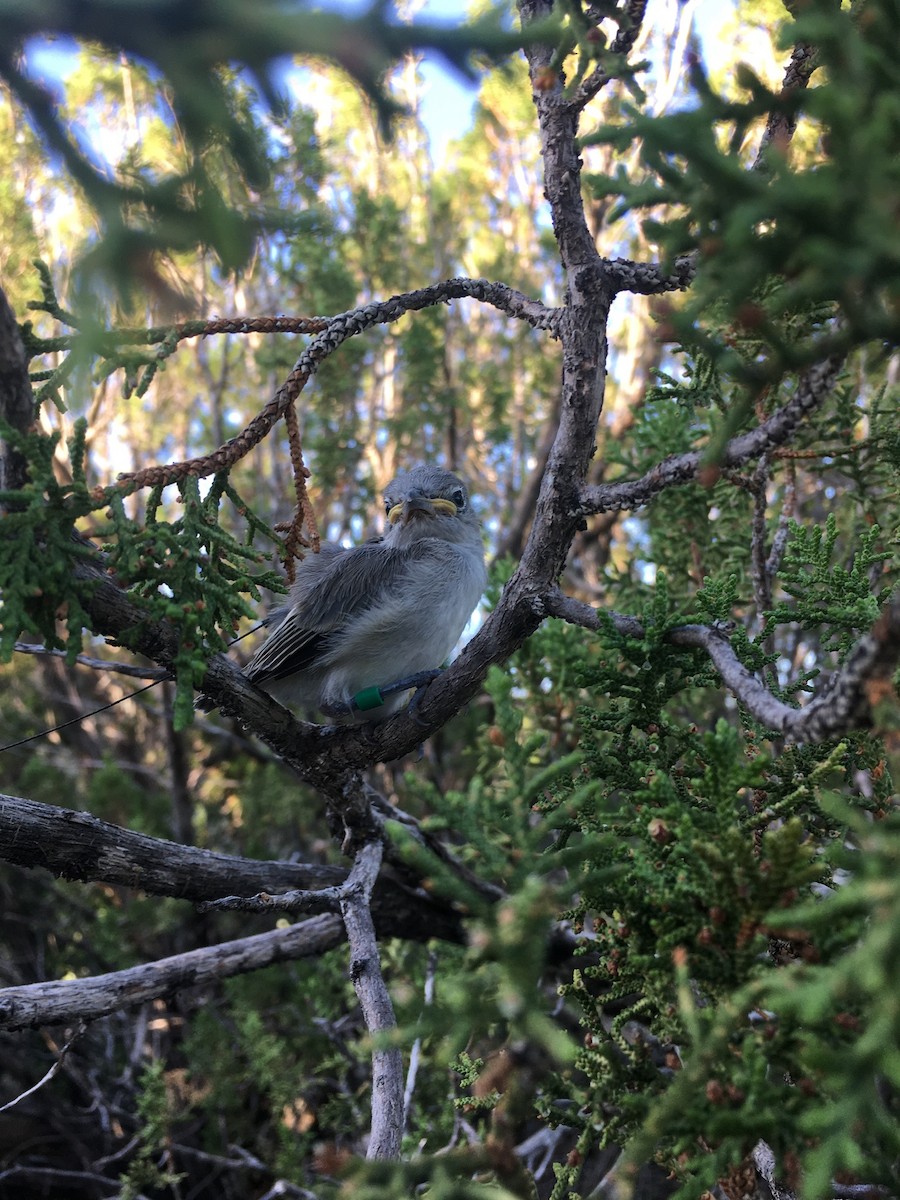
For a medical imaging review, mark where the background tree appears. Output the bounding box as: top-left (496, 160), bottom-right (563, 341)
top-left (0, 2), bottom-right (898, 1198)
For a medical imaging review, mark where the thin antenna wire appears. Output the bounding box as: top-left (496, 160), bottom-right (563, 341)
top-left (0, 679), bottom-right (168, 753)
top-left (0, 622), bottom-right (268, 755)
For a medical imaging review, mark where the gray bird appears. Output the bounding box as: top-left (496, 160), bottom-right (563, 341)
top-left (244, 465), bottom-right (486, 721)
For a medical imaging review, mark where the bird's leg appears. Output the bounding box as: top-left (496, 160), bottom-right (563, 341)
top-left (320, 669), bottom-right (443, 721)
top-left (379, 669), bottom-right (443, 707)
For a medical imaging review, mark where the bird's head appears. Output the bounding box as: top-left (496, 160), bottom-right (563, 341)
top-left (383, 465), bottom-right (473, 530)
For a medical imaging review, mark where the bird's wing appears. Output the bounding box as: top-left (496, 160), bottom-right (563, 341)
top-left (298, 539), bottom-right (449, 630)
top-left (245, 618), bottom-right (331, 684)
top-left (245, 540), bottom-right (447, 684)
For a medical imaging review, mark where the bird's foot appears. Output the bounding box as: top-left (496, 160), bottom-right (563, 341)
top-left (402, 670), bottom-right (443, 727)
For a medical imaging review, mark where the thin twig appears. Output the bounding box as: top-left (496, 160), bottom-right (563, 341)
top-left (0, 1021), bottom-right (86, 1112)
top-left (403, 949), bottom-right (437, 1133)
top-left (747, 454), bottom-right (773, 615)
top-left (0, 1164), bottom-right (147, 1197)
top-left (765, 458), bottom-right (796, 581)
top-left (281, 398), bottom-right (319, 576)
top-left (13, 641), bottom-right (169, 679)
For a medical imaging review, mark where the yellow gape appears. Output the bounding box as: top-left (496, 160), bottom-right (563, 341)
top-left (387, 497), bottom-right (458, 524)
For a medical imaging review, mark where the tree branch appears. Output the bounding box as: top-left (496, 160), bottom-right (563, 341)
top-left (604, 253), bottom-right (696, 296)
top-left (0, 284), bottom-right (34, 497)
top-left (542, 589), bottom-right (900, 744)
top-left (0, 915), bottom-right (344, 1031)
top-left (566, 1), bottom-right (649, 113)
top-left (752, 42), bottom-right (819, 173)
top-left (611, 0), bottom-right (649, 58)
top-left (339, 840), bottom-right (404, 1160)
top-left (580, 351), bottom-right (844, 514)
top-left (102, 279), bottom-right (558, 499)
top-left (62, 344), bottom-right (849, 796)
top-left (0, 792), bottom-right (465, 945)
top-left (13, 641), bottom-right (169, 679)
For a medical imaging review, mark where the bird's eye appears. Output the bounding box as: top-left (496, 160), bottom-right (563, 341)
top-left (384, 499), bottom-right (392, 515)
top-left (451, 487), bottom-right (466, 510)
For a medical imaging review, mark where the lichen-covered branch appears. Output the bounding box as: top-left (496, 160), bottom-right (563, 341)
top-left (104, 278), bottom-right (557, 498)
top-left (752, 41), bottom-right (819, 173)
top-left (566, 0), bottom-right (648, 112)
top-left (604, 253), bottom-right (696, 296)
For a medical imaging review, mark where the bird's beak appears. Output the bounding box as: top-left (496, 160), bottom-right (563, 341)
top-left (387, 494), bottom-right (457, 525)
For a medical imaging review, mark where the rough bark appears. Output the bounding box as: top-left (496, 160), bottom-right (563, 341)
top-left (0, 286), bottom-right (33, 497)
top-left (0, 915), bottom-right (344, 1031)
top-left (0, 792), bottom-right (465, 945)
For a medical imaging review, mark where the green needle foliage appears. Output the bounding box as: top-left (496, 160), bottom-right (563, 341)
top-left (1, 273), bottom-right (285, 725)
top-left (583, 0), bottom-right (900, 377)
top-left (103, 474), bottom-right (282, 725)
top-left (0, 3), bottom-right (898, 1197)
top-left (767, 514), bottom-right (891, 654)
top-left (0, 418), bottom-right (97, 660)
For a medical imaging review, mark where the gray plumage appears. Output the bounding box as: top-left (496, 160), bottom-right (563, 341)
top-left (245, 465), bottom-right (486, 721)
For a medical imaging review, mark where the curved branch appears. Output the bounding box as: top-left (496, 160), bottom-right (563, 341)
top-left (543, 589), bottom-right (900, 744)
top-left (0, 1022), bottom-right (85, 1112)
top-left (0, 915), bottom-right (344, 1032)
top-left (104, 279), bottom-right (558, 498)
top-left (581, 351), bottom-right (844, 514)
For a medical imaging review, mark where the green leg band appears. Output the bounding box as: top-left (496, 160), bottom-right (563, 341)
top-left (351, 685), bottom-right (386, 712)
